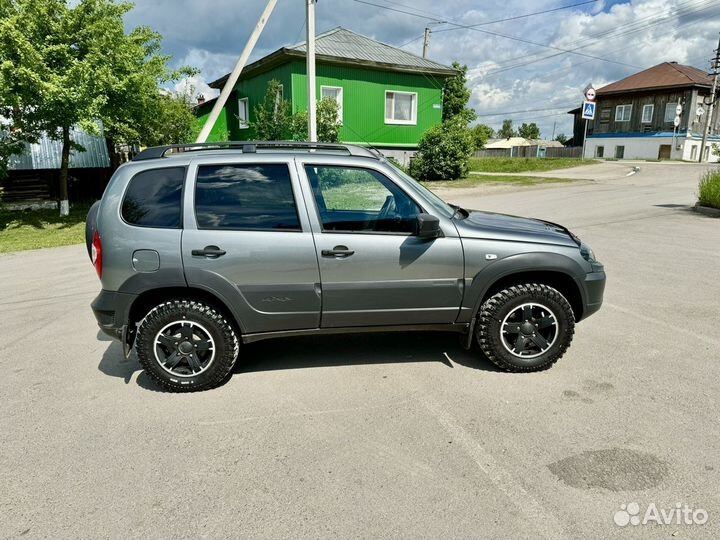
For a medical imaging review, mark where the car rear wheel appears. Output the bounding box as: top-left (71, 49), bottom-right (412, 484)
top-left (135, 300), bottom-right (239, 392)
top-left (475, 283), bottom-right (575, 372)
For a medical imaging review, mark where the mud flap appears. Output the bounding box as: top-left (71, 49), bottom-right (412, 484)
top-left (122, 324), bottom-right (135, 358)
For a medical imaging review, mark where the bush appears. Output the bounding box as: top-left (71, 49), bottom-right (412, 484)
top-left (698, 169), bottom-right (720, 209)
top-left (289, 97), bottom-right (341, 143)
top-left (409, 118), bottom-right (474, 180)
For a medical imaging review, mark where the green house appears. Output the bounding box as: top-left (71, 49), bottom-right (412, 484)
top-left (195, 27), bottom-right (456, 149)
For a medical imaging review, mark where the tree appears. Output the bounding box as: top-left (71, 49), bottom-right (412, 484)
top-left (0, 1), bottom-right (45, 178)
top-left (471, 124), bottom-right (494, 150)
top-left (498, 119), bottom-right (516, 139)
top-left (289, 97), bottom-right (342, 143)
top-left (442, 62), bottom-right (476, 124)
top-left (518, 122), bottom-right (541, 140)
top-left (409, 117), bottom-right (474, 180)
top-left (0, 0), bottom-right (194, 215)
top-left (251, 79), bottom-right (291, 140)
top-left (554, 133), bottom-right (569, 145)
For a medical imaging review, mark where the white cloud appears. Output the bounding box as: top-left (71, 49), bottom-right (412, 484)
top-left (127, 0), bottom-right (720, 139)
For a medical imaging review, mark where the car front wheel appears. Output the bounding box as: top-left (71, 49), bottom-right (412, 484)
top-left (476, 283), bottom-right (575, 372)
top-left (135, 300), bottom-right (240, 392)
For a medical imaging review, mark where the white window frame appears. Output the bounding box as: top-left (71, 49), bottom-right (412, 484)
top-left (321, 85), bottom-right (344, 124)
top-left (273, 84), bottom-right (284, 114)
top-left (641, 104), bottom-right (654, 124)
top-left (384, 90), bottom-right (417, 125)
top-left (664, 102), bottom-right (678, 123)
top-left (615, 104), bottom-right (632, 122)
top-left (238, 97), bottom-right (249, 129)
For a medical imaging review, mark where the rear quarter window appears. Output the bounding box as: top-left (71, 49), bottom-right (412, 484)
top-left (121, 167), bottom-right (185, 228)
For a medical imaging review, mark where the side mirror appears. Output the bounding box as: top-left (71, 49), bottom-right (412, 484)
top-left (416, 213), bottom-right (441, 239)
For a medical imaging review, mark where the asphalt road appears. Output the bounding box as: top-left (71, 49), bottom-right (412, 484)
top-left (1, 161), bottom-right (719, 539)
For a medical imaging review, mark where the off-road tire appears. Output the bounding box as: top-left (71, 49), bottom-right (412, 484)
top-left (136, 300), bottom-right (240, 392)
top-left (476, 283), bottom-right (575, 372)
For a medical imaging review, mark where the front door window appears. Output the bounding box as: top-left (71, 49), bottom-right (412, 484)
top-left (304, 165), bottom-right (420, 234)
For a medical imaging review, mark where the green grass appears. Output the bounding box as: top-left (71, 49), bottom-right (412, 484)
top-left (0, 204), bottom-right (89, 254)
top-left (423, 175), bottom-right (575, 190)
top-left (469, 157), bottom-right (595, 173)
top-left (698, 169), bottom-right (720, 209)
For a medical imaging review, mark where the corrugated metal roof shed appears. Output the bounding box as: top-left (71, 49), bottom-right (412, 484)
top-left (9, 127), bottom-right (110, 170)
top-left (289, 27), bottom-right (454, 74)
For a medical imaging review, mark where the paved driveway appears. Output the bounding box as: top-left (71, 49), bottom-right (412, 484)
top-left (1, 162), bottom-right (718, 539)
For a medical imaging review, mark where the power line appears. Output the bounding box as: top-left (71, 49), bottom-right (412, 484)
top-left (434, 0), bottom-right (600, 32)
top-left (481, 0), bottom-right (717, 76)
top-left (352, 0), bottom-right (641, 69)
top-left (398, 34), bottom-right (424, 48)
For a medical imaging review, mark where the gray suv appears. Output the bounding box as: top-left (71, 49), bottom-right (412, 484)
top-left (89, 142), bottom-right (605, 392)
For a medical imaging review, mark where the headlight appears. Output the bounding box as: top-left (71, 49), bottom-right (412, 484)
top-left (580, 243), bottom-right (596, 262)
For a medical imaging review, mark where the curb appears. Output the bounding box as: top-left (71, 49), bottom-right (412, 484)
top-left (693, 203), bottom-right (720, 218)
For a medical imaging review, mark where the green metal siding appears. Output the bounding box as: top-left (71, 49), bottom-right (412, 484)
top-left (195, 64), bottom-right (294, 141)
top-left (291, 60), bottom-right (444, 147)
top-left (194, 105), bottom-right (228, 142)
top-left (228, 63), bottom-right (294, 140)
top-left (195, 59), bottom-right (447, 147)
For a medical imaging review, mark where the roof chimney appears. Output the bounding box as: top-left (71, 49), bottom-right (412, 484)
top-left (197, 94), bottom-right (206, 105)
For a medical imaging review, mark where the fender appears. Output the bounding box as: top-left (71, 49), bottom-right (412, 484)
top-left (461, 251), bottom-right (589, 324)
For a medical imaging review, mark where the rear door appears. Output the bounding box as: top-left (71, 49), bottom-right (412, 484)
top-left (295, 159), bottom-right (464, 328)
top-left (181, 156), bottom-right (321, 334)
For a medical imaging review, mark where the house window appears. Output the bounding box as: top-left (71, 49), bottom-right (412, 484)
top-left (615, 104), bottom-right (632, 122)
top-left (238, 97), bottom-right (249, 129)
top-left (600, 108), bottom-right (611, 123)
top-left (642, 104), bottom-right (654, 124)
top-left (275, 84), bottom-right (285, 114)
top-left (596, 146), bottom-right (604, 158)
top-left (664, 102), bottom-right (678, 123)
top-left (615, 145), bottom-right (625, 159)
top-left (690, 145), bottom-right (698, 160)
top-left (385, 91), bottom-right (417, 125)
top-left (321, 86), bottom-right (343, 124)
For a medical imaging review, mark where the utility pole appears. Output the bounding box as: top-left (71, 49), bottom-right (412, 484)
top-left (196, 0), bottom-right (278, 143)
top-left (306, 0), bottom-right (317, 142)
top-left (551, 121), bottom-right (556, 140)
top-left (422, 27), bottom-right (431, 58)
top-left (699, 33), bottom-right (720, 162)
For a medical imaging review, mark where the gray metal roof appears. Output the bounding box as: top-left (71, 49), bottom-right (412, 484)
top-left (289, 27), bottom-right (455, 74)
top-left (209, 27), bottom-right (456, 88)
top-left (9, 127), bottom-right (110, 170)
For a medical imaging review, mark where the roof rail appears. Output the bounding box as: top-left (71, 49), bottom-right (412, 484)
top-left (132, 141), bottom-right (383, 161)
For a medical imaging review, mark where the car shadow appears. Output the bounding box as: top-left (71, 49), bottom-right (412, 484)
top-left (237, 332), bottom-right (499, 374)
top-left (97, 331), bottom-right (501, 392)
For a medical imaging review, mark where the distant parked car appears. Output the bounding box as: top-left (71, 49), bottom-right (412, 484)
top-left (88, 141), bottom-right (605, 392)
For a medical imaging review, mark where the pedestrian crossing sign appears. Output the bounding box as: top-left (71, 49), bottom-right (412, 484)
top-left (582, 100), bottom-right (596, 120)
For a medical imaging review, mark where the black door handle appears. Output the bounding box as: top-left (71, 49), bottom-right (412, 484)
top-left (321, 245), bottom-right (355, 258)
top-left (191, 245), bottom-right (226, 258)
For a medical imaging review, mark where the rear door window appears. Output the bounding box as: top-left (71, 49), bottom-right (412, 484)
top-left (194, 164), bottom-right (300, 231)
top-left (121, 167), bottom-right (185, 228)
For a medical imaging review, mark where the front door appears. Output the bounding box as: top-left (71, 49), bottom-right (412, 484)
top-left (297, 161), bottom-right (464, 328)
top-left (658, 144), bottom-right (672, 160)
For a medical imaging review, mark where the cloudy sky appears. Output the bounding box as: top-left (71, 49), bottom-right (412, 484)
top-left (124, 0), bottom-right (720, 139)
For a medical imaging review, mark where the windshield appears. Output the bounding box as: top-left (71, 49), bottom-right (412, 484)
top-left (386, 162), bottom-right (455, 219)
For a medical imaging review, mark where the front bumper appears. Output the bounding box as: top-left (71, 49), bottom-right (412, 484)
top-left (581, 269), bottom-right (606, 320)
top-left (91, 289), bottom-right (137, 341)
